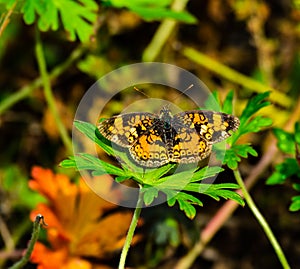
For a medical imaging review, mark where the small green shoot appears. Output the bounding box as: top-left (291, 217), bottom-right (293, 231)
top-left (220, 91), bottom-right (273, 169)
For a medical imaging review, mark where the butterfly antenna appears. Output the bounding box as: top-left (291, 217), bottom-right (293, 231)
top-left (133, 86), bottom-right (151, 98)
top-left (171, 84), bottom-right (194, 103)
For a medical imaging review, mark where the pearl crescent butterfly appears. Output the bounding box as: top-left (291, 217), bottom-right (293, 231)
top-left (98, 107), bottom-right (240, 167)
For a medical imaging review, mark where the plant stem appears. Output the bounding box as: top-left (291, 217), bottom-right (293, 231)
top-left (233, 169), bottom-right (290, 269)
top-left (142, 0), bottom-right (189, 61)
top-left (9, 215), bottom-right (46, 269)
top-left (35, 29), bottom-right (73, 154)
top-left (118, 188), bottom-right (144, 269)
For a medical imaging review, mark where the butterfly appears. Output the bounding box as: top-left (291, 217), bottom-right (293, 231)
top-left (97, 107), bottom-right (240, 167)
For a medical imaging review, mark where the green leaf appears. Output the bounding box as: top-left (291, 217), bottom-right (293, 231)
top-left (154, 218), bottom-right (180, 246)
top-left (115, 176), bottom-right (130, 183)
top-left (224, 144), bottom-right (258, 170)
top-left (293, 183), bottom-right (300, 192)
top-left (20, 0), bottom-right (97, 42)
top-left (266, 172), bottom-right (287, 185)
top-left (156, 169), bottom-right (196, 189)
top-left (142, 187), bottom-right (159, 205)
top-left (177, 199), bottom-right (197, 219)
top-left (266, 158), bottom-right (300, 185)
top-left (190, 166), bottom-right (224, 183)
top-left (169, 192), bottom-right (203, 219)
top-left (239, 116), bottom-right (272, 136)
top-left (61, 153), bottom-right (125, 177)
top-left (75, 120), bottom-right (114, 156)
top-left (60, 156), bottom-right (77, 168)
top-left (273, 128), bottom-right (296, 154)
top-left (163, 180), bottom-right (243, 219)
top-left (104, 0), bottom-right (172, 8)
top-left (201, 184), bottom-right (244, 205)
top-left (289, 196), bottom-right (300, 212)
top-left (129, 7), bottom-right (197, 23)
top-left (240, 91), bottom-right (271, 123)
top-left (104, 0), bottom-right (197, 23)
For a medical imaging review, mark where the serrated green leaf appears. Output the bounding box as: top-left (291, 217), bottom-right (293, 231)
top-left (142, 187), bottom-right (159, 205)
top-left (177, 199), bottom-right (197, 219)
top-left (61, 153), bottom-right (125, 177)
top-left (211, 183), bottom-right (241, 189)
top-left (75, 120), bottom-right (115, 156)
top-left (165, 190), bottom-right (178, 207)
top-left (266, 172), bottom-right (286, 185)
top-left (289, 196), bottom-right (300, 212)
top-left (266, 158), bottom-right (300, 185)
top-left (130, 7), bottom-right (197, 23)
top-left (293, 183), bottom-right (300, 192)
top-left (20, 0), bottom-right (97, 42)
top-left (190, 166), bottom-right (224, 183)
top-left (22, 0), bottom-right (45, 24)
top-left (60, 156), bottom-right (76, 168)
top-left (224, 144), bottom-right (257, 169)
top-left (105, 0), bottom-right (172, 8)
top-left (104, 0), bottom-right (196, 23)
top-left (273, 128), bottom-right (296, 154)
top-left (183, 182), bottom-right (240, 192)
top-left (115, 176), bottom-right (130, 183)
top-left (240, 92), bottom-right (271, 123)
top-left (239, 116), bottom-right (272, 135)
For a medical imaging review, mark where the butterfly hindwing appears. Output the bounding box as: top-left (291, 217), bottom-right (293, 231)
top-left (98, 112), bottom-right (157, 146)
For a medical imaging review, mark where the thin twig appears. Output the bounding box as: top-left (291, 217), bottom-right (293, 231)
top-left (0, 2), bottom-right (16, 37)
top-left (0, 215), bottom-right (14, 251)
top-left (8, 215), bottom-right (47, 269)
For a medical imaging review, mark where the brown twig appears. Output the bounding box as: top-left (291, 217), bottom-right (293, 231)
top-left (0, 2), bottom-right (17, 37)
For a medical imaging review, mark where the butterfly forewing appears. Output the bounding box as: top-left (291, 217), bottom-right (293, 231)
top-left (98, 112), bottom-right (157, 146)
top-left (173, 110), bottom-right (240, 144)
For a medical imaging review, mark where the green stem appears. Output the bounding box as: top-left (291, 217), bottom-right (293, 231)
top-left (0, 45), bottom-right (84, 115)
top-left (233, 169), bottom-right (290, 269)
top-left (181, 46), bottom-right (291, 108)
top-left (118, 188), bottom-right (144, 269)
top-left (142, 0), bottom-right (189, 61)
top-left (9, 215), bottom-right (46, 269)
top-left (35, 29), bottom-right (73, 154)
